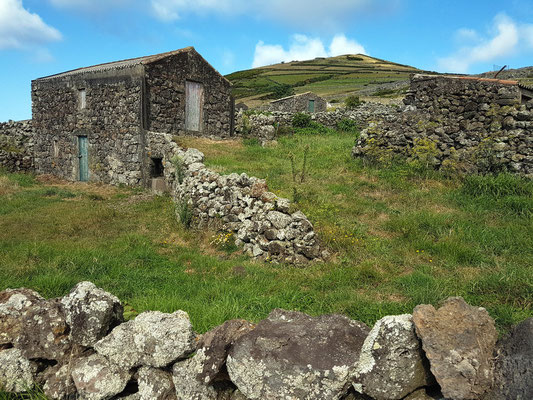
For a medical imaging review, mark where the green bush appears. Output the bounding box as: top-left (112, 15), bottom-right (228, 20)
top-left (292, 113), bottom-right (312, 128)
top-left (345, 95), bottom-right (362, 109)
top-left (336, 118), bottom-right (359, 134)
top-left (176, 198), bottom-right (193, 228)
top-left (170, 155), bottom-right (185, 184)
top-left (270, 84), bottom-right (294, 99)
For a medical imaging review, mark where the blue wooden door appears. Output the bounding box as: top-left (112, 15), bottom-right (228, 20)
top-left (78, 136), bottom-right (88, 182)
top-left (308, 100), bottom-right (315, 112)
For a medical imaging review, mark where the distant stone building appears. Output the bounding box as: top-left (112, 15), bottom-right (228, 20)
top-left (268, 92), bottom-right (327, 113)
top-left (31, 47), bottom-right (233, 186)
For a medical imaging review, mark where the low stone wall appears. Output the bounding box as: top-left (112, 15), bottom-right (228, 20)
top-left (234, 103), bottom-right (399, 141)
top-left (147, 132), bottom-right (324, 264)
top-left (1, 282), bottom-right (531, 400)
top-left (352, 75), bottom-right (533, 176)
top-left (0, 120), bottom-right (34, 172)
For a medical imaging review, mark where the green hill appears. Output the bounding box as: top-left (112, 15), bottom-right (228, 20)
top-left (225, 54), bottom-right (423, 107)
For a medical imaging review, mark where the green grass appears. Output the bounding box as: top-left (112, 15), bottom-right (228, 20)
top-left (1, 133), bottom-right (532, 336)
top-left (1, 130), bottom-right (532, 398)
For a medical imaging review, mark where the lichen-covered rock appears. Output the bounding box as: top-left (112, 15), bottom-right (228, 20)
top-left (13, 297), bottom-right (71, 361)
top-left (173, 348), bottom-right (218, 400)
top-left (413, 297), bottom-right (497, 400)
top-left (197, 319), bottom-right (255, 383)
top-left (61, 281), bottom-right (124, 347)
top-left (71, 354), bottom-right (132, 400)
top-left (42, 363), bottom-right (77, 400)
top-left (94, 310), bottom-right (195, 369)
top-left (484, 317), bottom-right (533, 400)
top-left (227, 309), bottom-right (370, 400)
top-left (137, 367), bottom-right (177, 400)
top-left (0, 348), bottom-right (36, 393)
top-left (353, 314), bottom-right (433, 400)
top-left (0, 288), bottom-right (44, 347)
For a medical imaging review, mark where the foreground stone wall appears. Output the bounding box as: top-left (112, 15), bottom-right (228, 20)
top-left (352, 75), bottom-right (533, 176)
top-left (1, 282), bottom-right (531, 400)
top-left (0, 120), bottom-right (34, 172)
top-left (235, 103), bottom-right (399, 141)
top-left (147, 132), bottom-right (324, 264)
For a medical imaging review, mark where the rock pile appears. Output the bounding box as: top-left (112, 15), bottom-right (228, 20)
top-left (1, 283), bottom-right (532, 400)
top-left (146, 131), bottom-right (324, 264)
top-left (352, 74), bottom-right (533, 176)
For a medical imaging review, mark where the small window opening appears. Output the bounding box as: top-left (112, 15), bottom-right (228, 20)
top-left (150, 157), bottom-right (164, 178)
top-left (79, 89), bottom-right (86, 110)
top-left (53, 140), bottom-right (59, 158)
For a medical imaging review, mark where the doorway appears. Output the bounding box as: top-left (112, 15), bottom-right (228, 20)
top-left (185, 81), bottom-right (204, 132)
top-left (78, 136), bottom-right (88, 182)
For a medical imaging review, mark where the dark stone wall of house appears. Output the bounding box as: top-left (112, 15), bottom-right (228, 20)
top-left (268, 93), bottom-right (327, 113)
top-left (31, 71), bottom-right (146, 186)
top-left (145, 50), bottom-right (233, 138)
top-left (0, 120), bottom-right (34, 173)
top-left (353, 75), bottom-right (533, 176)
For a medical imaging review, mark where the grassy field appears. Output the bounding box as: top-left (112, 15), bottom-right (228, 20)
top-left (226, 54), bottom-right (419, 106)
top-left (1, 128), bottom-right (532, 342)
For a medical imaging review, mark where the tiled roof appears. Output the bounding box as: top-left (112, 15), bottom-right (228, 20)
top-left (35, 47), bottom-right (194, 81)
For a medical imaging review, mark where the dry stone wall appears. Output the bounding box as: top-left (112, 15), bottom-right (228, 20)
top-left (234, 103), bottom-right (399, 141)
top-left (268, 92), bottom-right (327, 113)
top-left (352, 75), bottom-right (533, 176)
top-left (0, 120), bottom-right (34, 173)
top-left (146, 132), bottom-right (324, 264)
top-left (1, 283), bottom-right (531, 400)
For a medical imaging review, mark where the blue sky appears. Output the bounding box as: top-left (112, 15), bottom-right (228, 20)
top-left (1, 0), bottom-right (533, 122)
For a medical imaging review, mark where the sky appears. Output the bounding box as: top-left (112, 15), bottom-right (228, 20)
top-left (1, 0), bottom-right (533, 121)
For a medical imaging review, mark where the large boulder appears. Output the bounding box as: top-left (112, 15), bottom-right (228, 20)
top-left (137, 367), bottom-right (177, 400)
top-left (227, 309), bottom-right (370, 400)
top-left (484, 317), bottom-right (533, 400)
top-left (0, 288), bottom-right (45, 347)
top-left (413, 297), bottom-right (497, 400)
top-left (61, 281), bottom-right (123, 347)
top-left (71, 354), bottom-right (132, 400)
top-left (0, 348), bottom-right (36, 393)
top-left (94, 310), bottom-right (195, 369)
top-left (353, 314), bottom-right (434, 400)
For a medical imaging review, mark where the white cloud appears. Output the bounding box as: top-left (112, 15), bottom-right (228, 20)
top-left (438, 14), bottom-right (533, 73)
top-left (150, 0), bottom-right (397, 29)
top-left (252, 34), bottom-right (367, 68)
top-left (0, 0), bottom-right (61, 50)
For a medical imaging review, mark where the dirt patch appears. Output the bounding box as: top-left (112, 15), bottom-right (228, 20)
top-left (0, 176), bottom-right (18, 196)
top-left (174, 136), bottom-right (243, 158)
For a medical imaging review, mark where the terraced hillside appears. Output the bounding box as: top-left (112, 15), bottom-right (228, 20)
top-left (226, 54), bottom-right (423, 107)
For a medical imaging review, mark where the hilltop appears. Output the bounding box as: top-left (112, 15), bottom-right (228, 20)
top-left (225, 54), bottom-right (424, 107)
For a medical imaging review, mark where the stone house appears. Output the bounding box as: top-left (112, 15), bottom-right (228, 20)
top-left (268, 92), bottom-right (327, 113)
top-left (31, 47), bottom-right (233, 186)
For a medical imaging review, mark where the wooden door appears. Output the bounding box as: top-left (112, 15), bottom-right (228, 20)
top-left (185, 81), bottom-right (204, 132)
top-left (308, 99), bottom-right (315, 112)
top-left (78, 136), bottom-right (88, 182)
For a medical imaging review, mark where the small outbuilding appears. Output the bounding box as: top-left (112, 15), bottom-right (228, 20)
top-left (268, 92), bottom-right (327, 113)
top-left (31, 47), bottom-right (233, 186)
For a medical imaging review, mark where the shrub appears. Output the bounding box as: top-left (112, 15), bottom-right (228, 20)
top-left (176, 197), bottom-right (193, 228)
top-left (170, 155), bottom-right (185, 184)
top-left (336, 118), bottom-right (359, 134)
top-left (345, 95), bottom-right (362, 109)
top-left (270, 84), bottom-right (294, 99)
top-left (292, 113), bottom-right (312, 128)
